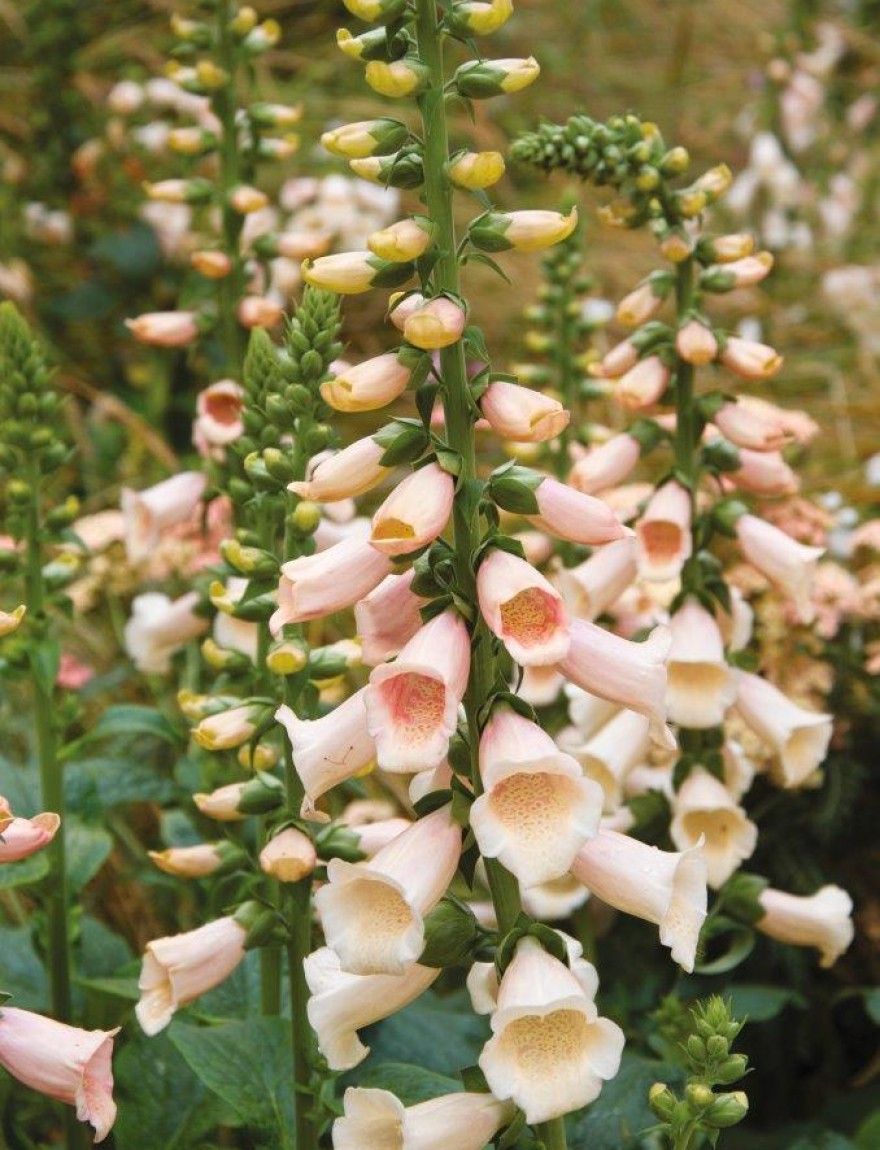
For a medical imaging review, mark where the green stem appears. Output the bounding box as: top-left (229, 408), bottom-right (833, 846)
top-left (414, 0), bottom-right (523, 936)
top-left (24, 463), bottom-right (71, 1026)
top-left (537, 1117), bottom-right (570, 1150)
top-left (673, 257), bottom-right (696, 486)
top-left (554, 289), bottom-right (577, 479)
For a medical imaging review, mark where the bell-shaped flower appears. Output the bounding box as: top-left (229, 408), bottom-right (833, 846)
top-left (259, 828), bottom-right (317, 882)
top-left (136, 913), bottom-right (248, 1035)
top-left (479, 937), bottom-right (624, 1124)
top-left (288, 436), bottom-right (390, 503)
top-left (0, 1008), bottom-right (119, 1143)
top-left (124, 591), bottom-right (209, 675)
top-left (305, 946), bottom-right (440, 1070)
top-left (734, 670), bottom-right (832, 787)
top-left (271, 537), bottom-right (392, 631)
top-left (477, 549), bottom-right (570, 666)
top-left (355, 570), bottom-right (427, 666)
top-left (316, 805), bottom-right (461, 975)
top-left (125, 310), bottom-right (198, 347)
top-left (480, 381), bottom-right (569, 442)
top-left (756, 885), bottom-right (854, 968)
top-left (558, 708), bottom-right (650, 812)
top-left (735, 513), bottom-right (824, 624)
top-left (568, 433), bottom-right (641, 495)
top-left (471, 709), bottom-right (603, 887)
top-left (369, 463), bottom-right (454, 556)
top-left (276, 688), bottom-right (376, 818)
top-left (349, 817), bottom-right (414, 857)
top-left (526, 476), bottom-right (628, 546)
top-left (334, 1087), bottom-right (515, 1150)
top-left (614, 356), bottom-right (670, 410)
top-left (565, 685), bottom-right (619, 739)
top-left (555, 537), bottom-right (638, 621)
top-left (560, 619), bottom-right (673, 744)
top-left (121, 471), bottom-right (206, 564)
top-left (670, 769), bottom-right (757, 889)
top-left (148, 841), bottom-right (242, 878)
top-left (570, 829), bottom-right (707, 971)
top-left (517, 664), bottom-right (565, 706)
top-left (713, 401), bottom-right (789, 452)
top-left (193, 380), bottom-right (245, 458)
top-left (0, 811), bottom-right (60, 862)
top-left (522, 874), bottom-right (591, 921)
top-left (720, 336), bottom-right (783, 381)
top-left (365, 611), bottom-right (470, 773)
top-left (729, 448), bottom-right (798, 496)
top-left (320, 353), bottom-right (412, 413)
top-left (635, 480), bottom-right (692, 582)
top-left (616, 281), bottom-right (667, 327)
top-left (676, 320), bottom-right (719, 365)
top-left (666, 601), bottom-right (736, 729)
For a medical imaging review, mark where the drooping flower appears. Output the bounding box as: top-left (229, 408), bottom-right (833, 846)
top-left (635, 480), bottom-right (692, 582)
top-left (734, 670), bottom-right (832, 788)
top-left (0, 811), bottom-right (61, 862)
top-left (669, 769), bottom-right (757, 889)
top-left (558, 708), bottom-right (650, 812)
top-left (271, 538), bottom-right (392, 631)
top-left (526, 476), bottom-right (628, 546)
top-left (316, 805), bottom-right (461, 974)
top-left (735, 513), bottom-right (824, 624)
top-left (470, 708), bottom-right (603, 887)
top-left (333, 1087), bottom-right (515, 1150)
top-left (288, 436), bottom-right (390, 503)
top-left (0, 1008), bottom-right (119, 1143)
top-left (570, 829), bottom-right (707, 971)
top-left (755, 885), bottom-right (854, 968)
top-left (120, 472), bottom-right (206, 564)
top-left (567, 433), bottom-right (641, 495)
top-left (355, 570), bottom-right (427, 666)
top-left (555, 537), bottom-right (638, 621)
top-left (477, 549), bottom-right (570, 666)
top-left (665, 601), bottom-right (737, 729)
top-left (479, 381), bottom-right (570, 442)
top-left (369, 463), bottom-right (454, 556)
top-left (365, 610), bottom-right (470, 773)
top-left (124, 591), bottom-right (209, 675)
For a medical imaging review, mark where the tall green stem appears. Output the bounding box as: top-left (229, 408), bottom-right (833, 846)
top-left (413, 0), bottom-right (522, 937)
top-left (538, 1118), bottom-right (571, 1150)
top-left (673, 256), bottom-right (702, 602)
top-left (24, 463), bottom-right (71, 1027)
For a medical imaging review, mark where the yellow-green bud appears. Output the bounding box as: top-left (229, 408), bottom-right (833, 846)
top-left (290, 500), bottom-right (322, 535)
top-left (365, 57), bottom-right (429, 99)
top-left (454, 56), bottom-right (539, 98)
top-left (648, 1083), bottom-right (677, 1122)
top-left (322, 118), bottom-right (409, 159)
top-left (266, 638), bottom-right (309, 676)
top-left (341, 0), bottom-right (407, 22)
top-left (448, 0), bottom-right (514, 36)
top-left (447, 150), bottom-right (506, 189)
top-left (229, 6), bottom-right (258, 35)
top-left (685, 1083), bottom-right (715, 1113)
top-left (703, 1092), bottom-right (749, 1129)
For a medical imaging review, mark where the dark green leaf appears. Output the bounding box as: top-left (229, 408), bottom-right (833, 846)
top-left (566, 1054), bottom-right (686, 1150)
top-left (85, 705), bottom-right (182, 746)
top-left (355, 1062), bottom-right (461, 1104)
top-left (724, 984), bottom-right (807, 1022)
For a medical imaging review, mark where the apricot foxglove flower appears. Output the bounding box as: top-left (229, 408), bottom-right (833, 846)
top-left (259, 828), bottom-right (318, 882)
top-left (148, 841), bottom-right (243, 878)
top-left (0, 1008), bottom-right (119, 1142)
top-left (472, 707), bottom-right (603, 886)
top-left (570, 829), bottom-right (707, 971)
top-left (616, 279), bottom-right (669, 327)
top-left (321, 118), bottom-right (409, 159)
top-left (477, 548), bottom-right (570, 666)
top-left (558, 708), bottom-right (650, 812)
top-left (136, 913), bottom-right (250, 1035)
top-left (676, 320), bottom-right (718, 365)
top-left (527, 476), bottom-right (628, 546)
top-left (720, 336), bottom-right (783, 381)
top-left (635, 480), bottom-right (693, 582)
top-left (0, 810), bottom-right (60, 862)
top-left (303, 251), bottom-right (414, 295)
top-left (729, 448), bottom-right (798, 496)
top-left (555, 536), bottom-right (638, 621)
top-left (447, 150), bottom-right (507, 189)
top-left (713, 401), bottom-right (789, 452)
top-left (271, 537), bottom-right (392, 631)
top-left (120, 471), bottom-right (206, 564)
top-left (401, 296), bottom-right (467, 350)
top-left (193, 380), bottom-right (244, 458)
top-left (305, 946), bottom-right (439, 1070)
top-left (369, 462), bottom-right (454, 556)
top-left (666, 600), bottom-right (736, 729)
top-left (320, 353), bottom-right (412, 412)
top-left (670, 769), bottom-right (757, 888)
top-left (125, 310), bottom-right (199, 347)
top-left (734, 513), bottom-right (824, 623)
top-left (0, 604), bottom-right (26, 637)
top-left (276, 688), bottom-right (376, 818)
top-left (614, 356), bottom-right (670, 411)
top-left (568, 433), bottom-right (641, 494)
top-left (288, 436), bottom-right (390, 503)
top-left (365, 610), bottom-right (470, 773)
top-left (334, 1087), bottom-right (515, 1150)
top-left (355, 570), bottom-right (427, 666)
top-left (756, 885), bottom-right (854, 968)
top-left (734, 670), bottom-right (832, 788)
top-left (479, 381), bottom-right (570, 443)
top-left (471, 208), bottom-right (578, 253)
top-left (316, 805), bottom-right (461, 974)
top-left (560, 620), bottom-right (672, 743)
top-left (368, 218), bottom-right (434, 262)
top-left (478, 937), bottom-right (624, 1124)
top-left (124, 591), bottom-right (209, 675)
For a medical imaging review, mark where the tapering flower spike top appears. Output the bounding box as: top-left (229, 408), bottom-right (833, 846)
top-left (470, 707), bottom-right (604, 887)
top-left (477, 548), bottom-right (571, 666)
top-left (365, 610), bottom-right (470, 773)
top-left (315, 805), bottom-right (461, 975)
top-left (478, 937), bottom-right (625, 1124)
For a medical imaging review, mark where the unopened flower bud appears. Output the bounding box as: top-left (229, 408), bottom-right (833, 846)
top-left (341, 0), bottom-right (408, 21)
top-left (686, 1035), bottom-right (707, 1063)
top-left (402, 296), bottom-right (467, 349)
top-left (449, 0), bottom-right (514, 35)
top-left (703, 1092), bottom-right (748, 1128)
top-left (617, 274), bottom-right (673, 327)
top-left (649, 1083), bottom-right (677, 1122)
top-left (196, 60), bottom-right (229, 89)
top-left (469, 207), bottom-right (577, 253)
top-left (242, 19), bottom-right (281, 53)
top-left (349, 151), bottom-right (425, 189)
top-left (168, 127), bottom-right (216, 156)
top-left (266, 637), bottom-right (310, 676)
top-left (699, 233), bottom-right (755, 263)
top-left (676, 319), bottom-right (718, 365)
top-left (144, 178), bottom-right (214, 204)
top-left (249, 102), bottom-right (303, 129)
top-left (0, 605), bottom-right (26, 638)
top-left (220, 539), bottom-right (279, 577)
top-left (201, 637), bottom-right (252, 672)
top-left (237, 296), bottom-right (284, 328)
top-left (194, 775), bottom-right (284, 821)
top-left (693, 163), bottom-right (733, 201)
top-left (322, 118), bottom-right (409, 158)
top-left (191, 250), bottom-right (233, 278)
top-left (700, 252), bottom-right (774, 292)
top-left (454, 56), bottom-right (540, 98)
top-left (125, 311), bottom-right (199, 348)
top-left (259, 827), bottom-right (317, 881)
top-left (720, 336), bottom-right (782, 381)
top-left (290, 499), bottom-right (322, 534)
top-left (335, 26), bottom-right (389, 60)
top-left (368, 217), bottom-right (434, 262)
top-left (447, 150), bottom-right (506, 189)
top-left (229, 6), bottom-right (258, 35)
top-left (237, 743), bottom-right (279, 772)
top-left (365, 57), bottom-right (430, 99)
top-left (659, 232), bottom-right (693, 262)
top-left (149, 840), bottom-right (246, 878)
top-left (302, 251), bottom-right (415, 295)
top-left (715, 1053), bottom-right (749, 1084)
top-left (685, 1083), bottom-right (715, 1112)
top-left (178, 690), bottom-right (242, 722)
top-left (192, 704), bottom-right (265, 751)
top-left (229, 185), bottom-right (269, 214)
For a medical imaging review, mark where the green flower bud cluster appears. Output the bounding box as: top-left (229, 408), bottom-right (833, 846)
top-left (0, 303), bottom-right (68, 479)
top-left (649, 996), bottom-right (749, 1146)
top-left (512, 113), bottom-right (730, 229)
top-left (229, 287), bottom-right (342, 511)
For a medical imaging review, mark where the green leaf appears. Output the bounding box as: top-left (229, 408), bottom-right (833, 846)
top-left (114, 1029), bottom-right (239, 1150)
top-left (354, 1062), bottom-right (461, 1105)
top-left (85, 704), bottom-right (182, 746)
top-left (0, 924), bottom-right (49, 1008)
top-left (0, 850), bottom-right (50, 889)
top-left (566, 1053), bottom-right (686, 1150)
top-left (169, 1019), bottom-right (294, 1145)
top-left (856, 1111), bottom-right (880, 1150)
top-left (66, 755), bottom-right (178, 810)
top-left (361, 988), bottom-right (489, 1075)
top-left (0, 755), bottom-right (38, 813)
top-left (66, 820), bottom-right (113, 891)
top-left (862, 988), bottom-right (880, 1026)
top-left (724, 984), bottom-right (806, 1022)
